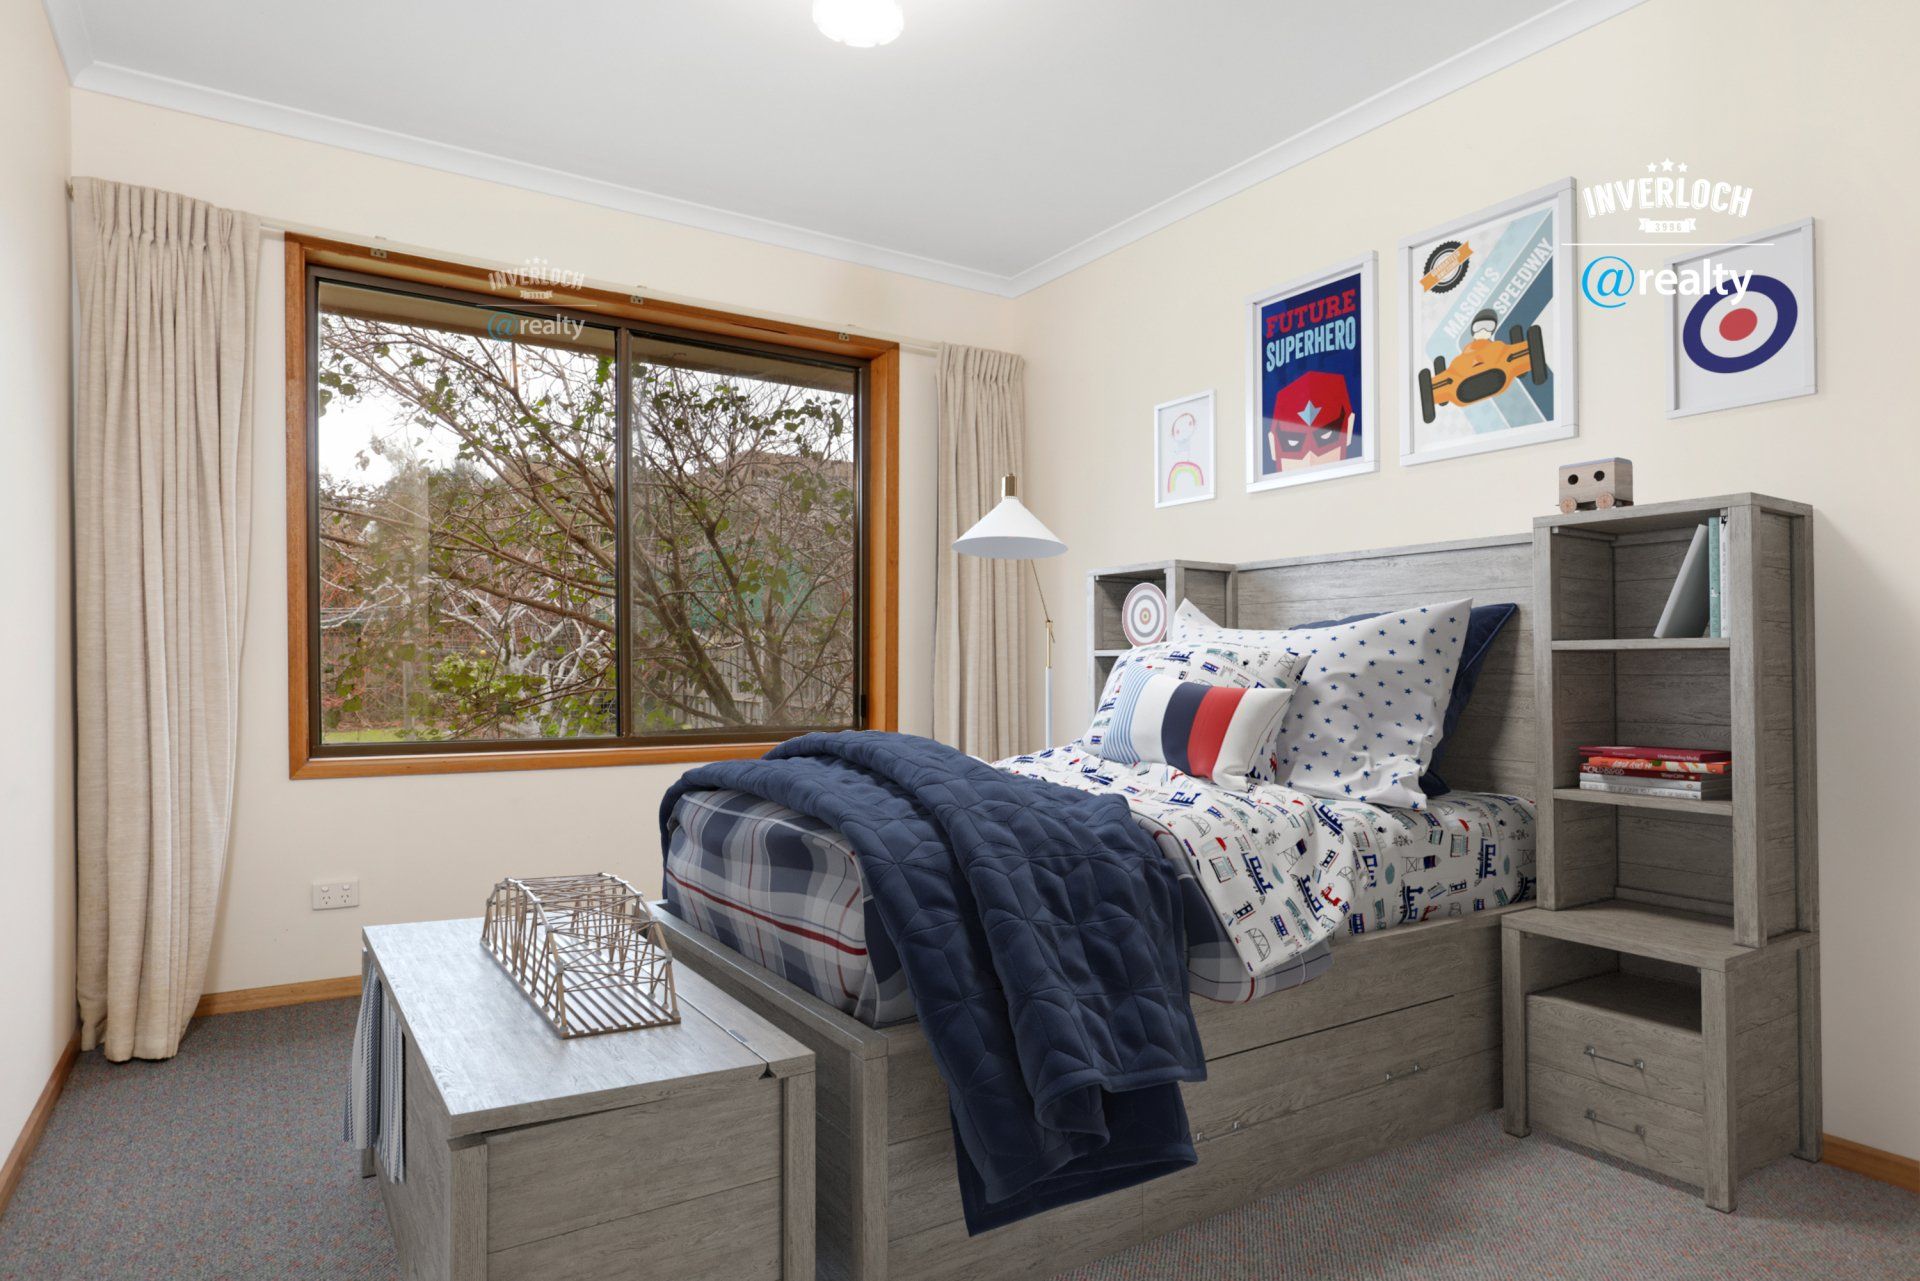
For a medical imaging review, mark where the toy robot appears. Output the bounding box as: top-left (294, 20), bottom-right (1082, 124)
top-left (1558, 458), bottom-right (1634, 512)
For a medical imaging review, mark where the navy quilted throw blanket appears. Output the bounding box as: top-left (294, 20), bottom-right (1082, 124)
top-left (663, 730), bottom-right (1206, 1233)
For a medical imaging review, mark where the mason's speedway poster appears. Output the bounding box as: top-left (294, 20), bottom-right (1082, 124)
top-left (1402, 182), bottom-right (1574, 462)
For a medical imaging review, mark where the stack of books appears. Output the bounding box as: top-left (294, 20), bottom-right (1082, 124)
top-left (1578, 746), bottom-right (1732, 800)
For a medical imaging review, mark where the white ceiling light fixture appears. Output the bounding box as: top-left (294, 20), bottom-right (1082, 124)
top-left (812, 0), bottom-right (904, 48)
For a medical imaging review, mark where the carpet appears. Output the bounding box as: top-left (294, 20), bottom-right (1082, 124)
top-left (0, 999), bottom-right (1912, 1279)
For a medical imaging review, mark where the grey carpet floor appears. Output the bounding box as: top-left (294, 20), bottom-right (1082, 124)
top-left (1, 999), bottom-right (1913, 1279)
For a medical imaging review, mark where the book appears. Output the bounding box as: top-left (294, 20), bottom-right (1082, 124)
top-left (1583, 762), bottom-right (1732, 780)
top-left (1579, 775), bottom-right (1730, 800)
top-left (1577, 745), bottom-right (1732, 763)
top-left (1654, 524), bottom-right (1711, 639)
top-left (1707, 514), bottom-right (1722, 638)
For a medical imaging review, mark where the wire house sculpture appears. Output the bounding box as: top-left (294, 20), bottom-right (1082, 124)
top-left (480, 873), bottom-right (680, 1037)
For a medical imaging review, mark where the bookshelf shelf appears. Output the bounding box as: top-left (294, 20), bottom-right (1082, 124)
top-left (1510, 493), bottom-right (1819, 1212)
top-left (1551, 787), bottom-right (1733, 817)
top-left (1551, 637), bottom-right (1731, 652)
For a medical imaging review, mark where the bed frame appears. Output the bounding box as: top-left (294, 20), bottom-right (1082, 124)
top-left (658, 532), bottom-right (1539, 1281)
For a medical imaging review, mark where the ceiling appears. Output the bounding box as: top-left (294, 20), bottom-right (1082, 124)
top-left (41, 0), bottom-right (1641, 296)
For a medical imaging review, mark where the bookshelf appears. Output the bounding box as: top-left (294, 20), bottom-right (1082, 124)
top-left (1084, 559), bottom-right (1235, 705)
top-left (1506, 493), bottom-right (1820, 1212)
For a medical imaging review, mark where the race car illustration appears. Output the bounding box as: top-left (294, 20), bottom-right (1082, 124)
top-left (1417, 309), bottom-right (1548, 424)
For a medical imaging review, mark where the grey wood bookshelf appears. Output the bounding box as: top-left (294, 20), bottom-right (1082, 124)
top-left (1504, 493), bottom-right (1820, 1213)
top-left (1085, 559), bottom-right (1236, 705)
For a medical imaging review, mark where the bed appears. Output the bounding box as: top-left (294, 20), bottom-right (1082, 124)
top-left (656, 532), bottom-right (1539, 1281)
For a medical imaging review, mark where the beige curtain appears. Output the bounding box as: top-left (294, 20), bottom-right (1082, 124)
top-left (933, 344), bottom-right (1029, 759)
top-left (72, 179), bottom-right (260, 1062)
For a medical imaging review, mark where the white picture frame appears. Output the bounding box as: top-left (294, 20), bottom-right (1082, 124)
top-left (1245, 253), bottom-right (1377, 492)
top-left (1398, 178), bottom-right (1578, 466)
top-left (1152, 389), bottom-right (1216, 507)
top-left (1665, 217), bottom-right (1816, 419)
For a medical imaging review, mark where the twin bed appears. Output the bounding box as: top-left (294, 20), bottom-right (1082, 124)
top-left (656, 532), bottom-right (1542, 1280)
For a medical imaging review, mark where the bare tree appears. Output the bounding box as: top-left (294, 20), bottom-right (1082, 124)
top-left (316, 306), bottom-right (855, 744)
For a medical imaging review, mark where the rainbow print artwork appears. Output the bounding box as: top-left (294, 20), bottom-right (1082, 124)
top-left (1165, 460), bottom-right (1207, 495)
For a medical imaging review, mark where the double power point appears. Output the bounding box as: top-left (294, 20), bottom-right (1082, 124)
top-left (311, 879), bottom-right (361, 911)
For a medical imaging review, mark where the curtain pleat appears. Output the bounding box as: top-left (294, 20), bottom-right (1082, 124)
top-left (72, 178), bottom-right (260, 1061)
top-left (933, 344), bottom-right (1029, 760)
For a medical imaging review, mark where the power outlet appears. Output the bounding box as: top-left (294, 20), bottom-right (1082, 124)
top-left (311, 879), bottom-right (361, 911)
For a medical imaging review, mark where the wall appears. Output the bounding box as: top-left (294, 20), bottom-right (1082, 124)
top-left (0, 0), bottom-right (75, 1150)
top-left (67, 90), bottom-right (1016, 996)
top-left (1014, 0), bottom-right (1916, 1156)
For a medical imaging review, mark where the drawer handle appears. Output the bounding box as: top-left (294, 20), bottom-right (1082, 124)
top-left (1384, 1062), bottom-right (1422, 1083)
top-left (1585, 1107), bottom-right (1647, 1139)
top-left (1585, 1045), bottom-right (1646, 1072)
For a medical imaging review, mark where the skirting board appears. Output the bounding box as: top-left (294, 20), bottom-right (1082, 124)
top-left (1823, 1135), bottom-right (1920, 1194)
top-left (0, 1032), bottom-right (80, 1218)
top-left (193, 974), bottom-right (360, 1018)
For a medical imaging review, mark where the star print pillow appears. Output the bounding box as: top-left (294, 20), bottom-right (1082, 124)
top-left (1174, 598), bottom-right (1473, 808)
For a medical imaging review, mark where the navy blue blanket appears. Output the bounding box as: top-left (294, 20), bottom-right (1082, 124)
top-left (662, 731), bottom-right (1206, 1233)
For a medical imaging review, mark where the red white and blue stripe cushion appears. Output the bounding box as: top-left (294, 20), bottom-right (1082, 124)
top-left (1096, 666), bottom-right (1293, 788)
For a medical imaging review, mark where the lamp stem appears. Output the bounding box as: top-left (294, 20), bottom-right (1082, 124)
top-left (1027, 558), bottom-right (1054, 746)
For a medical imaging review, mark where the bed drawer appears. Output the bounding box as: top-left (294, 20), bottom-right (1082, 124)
top-left (1528, 1062), bottom-right (1703, 1186)
top-left (1527, 974), bottom-right (1704, 1111)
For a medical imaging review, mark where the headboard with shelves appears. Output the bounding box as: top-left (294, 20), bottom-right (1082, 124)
top-left (1086, 533), bottom-right (1535, 796)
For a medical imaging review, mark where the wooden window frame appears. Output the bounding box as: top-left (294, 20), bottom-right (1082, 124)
top-left (285, 235), bottom-right (899, 779)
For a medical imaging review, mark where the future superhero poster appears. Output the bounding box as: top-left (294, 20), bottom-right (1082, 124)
top-left (1246, 253), bottom-right (1377, 492)
top-left (1399, 179), bottom-right (1578, 464)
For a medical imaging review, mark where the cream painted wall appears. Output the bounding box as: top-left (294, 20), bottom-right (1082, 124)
top-left (0, 0), bottom-right (75, 1146)
top-left (1015, 0), bottom-right (1917, 1156)
top-left (67, 92), bottom-right (1013, 997)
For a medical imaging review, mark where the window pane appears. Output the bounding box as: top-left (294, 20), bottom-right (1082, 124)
top-left (627, 335), bottom-right (860, 734)
top-left (315, 282), bottom-right (618, 744)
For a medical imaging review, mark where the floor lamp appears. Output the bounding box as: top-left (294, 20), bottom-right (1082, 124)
top-left (953, 474), bottom-right (1068, 746)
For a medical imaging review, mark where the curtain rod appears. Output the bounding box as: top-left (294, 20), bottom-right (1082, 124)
top-left (64, 179), bottom-right (945, 358)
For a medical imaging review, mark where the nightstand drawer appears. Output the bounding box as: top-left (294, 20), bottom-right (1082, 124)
top-left (1527, 974), bottom-right (1703, 1110)
top-left (1529, 1063), bottom-right (1703, 1186)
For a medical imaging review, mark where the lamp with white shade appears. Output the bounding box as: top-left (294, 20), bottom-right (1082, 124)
top-left (952, 474), bottom-right (1067, 747)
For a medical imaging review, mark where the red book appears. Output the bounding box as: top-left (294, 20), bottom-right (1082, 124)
top-left (1577, 745), bottom-right (1732, 763)
top-left (1584, 757), bottom-right (1732, 776)
top-left (1583, 764), bottom-right (1728, 780)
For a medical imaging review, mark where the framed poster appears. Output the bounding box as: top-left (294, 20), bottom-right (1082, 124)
top-left (1666, 218), bottom-right (1816, 418)
top-left (1153, 389), bottom-right (1215, 507)
top-left (1399, 179), bottom-right (1577, 465)
top-left (1246, 253), bottom-right (1376, 492)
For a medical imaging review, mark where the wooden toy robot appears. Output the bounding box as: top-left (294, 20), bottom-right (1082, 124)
top-left (1558, 458), bottom-right (1634, 512)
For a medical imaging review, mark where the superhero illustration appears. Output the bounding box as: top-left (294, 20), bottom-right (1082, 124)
top-left (1252, 264), bottom-right (1369, 486)
top-left (1268, 369), bottom-right (1355, 473)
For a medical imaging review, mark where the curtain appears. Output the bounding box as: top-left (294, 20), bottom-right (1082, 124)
top-left (72, 179), bottom-right (260, 1062)
top-left (933, 344), bottom-right (1029, 760)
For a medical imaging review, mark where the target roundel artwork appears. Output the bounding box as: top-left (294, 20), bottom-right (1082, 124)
top-left (1667, 218), bottom-right (1816, 418)
top-left (1121, 581), bottom-right (1168, 647)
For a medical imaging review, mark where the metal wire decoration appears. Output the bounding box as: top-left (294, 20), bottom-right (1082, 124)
top-left (480, 873), bottom-right (680, 1037)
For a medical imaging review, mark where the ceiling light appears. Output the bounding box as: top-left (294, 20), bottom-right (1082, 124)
top-left (813, 0), bottom-right (904, 47)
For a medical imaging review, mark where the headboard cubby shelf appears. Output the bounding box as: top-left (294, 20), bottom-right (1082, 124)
top-left (1086, 559), bottom-right (1234, 706)
top-left (1531, 493), bottom-right (1815, 953)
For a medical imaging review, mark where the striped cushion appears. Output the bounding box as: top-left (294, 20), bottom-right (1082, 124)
top-left (1095, 666), bottom-right (1293, 788)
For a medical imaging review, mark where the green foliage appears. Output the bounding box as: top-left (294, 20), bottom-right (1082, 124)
top-left (315, 304), bottom-right (856, 745)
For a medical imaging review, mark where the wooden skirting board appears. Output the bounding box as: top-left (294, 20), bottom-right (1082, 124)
top-left (193, 974), bottom-right (360, 1017)
top-left (0, 1033), bottom-right (79, 1218)
top-left (1823, 1135), bottom-right (1920, 1193)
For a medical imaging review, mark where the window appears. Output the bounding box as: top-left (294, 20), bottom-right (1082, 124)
top-left (287, 238), bottom-right (898, 777)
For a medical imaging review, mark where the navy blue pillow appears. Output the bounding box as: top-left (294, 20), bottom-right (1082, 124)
top-left (1293, 602), bottom-right (1518, 798)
